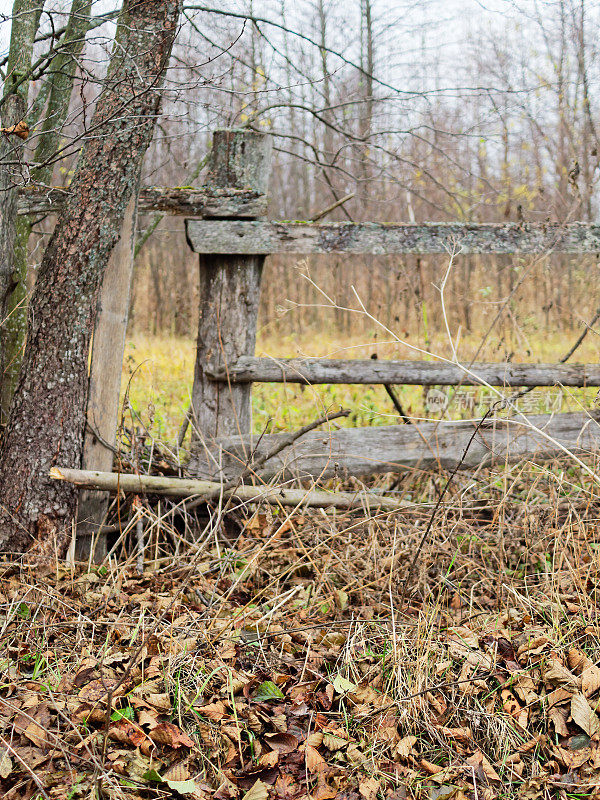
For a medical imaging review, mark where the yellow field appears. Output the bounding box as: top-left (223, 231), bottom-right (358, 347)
top-left (121, 329), bottom-right (600, 444)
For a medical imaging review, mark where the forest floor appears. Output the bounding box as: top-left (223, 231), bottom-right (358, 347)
top-left (2, 473), bottom-right (600, 800)
top-left (3, 331), bottom-right (600, 799)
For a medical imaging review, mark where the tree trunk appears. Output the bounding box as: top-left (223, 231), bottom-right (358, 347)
top-left (0, 0), bottom-right (181, 556)
top-left (4, 0), bottom-right (92, 422)
top-left (0, 0), bottom-right (43, 424)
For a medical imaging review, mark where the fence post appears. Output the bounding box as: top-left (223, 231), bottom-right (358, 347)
top-left (189, 129), bottom-right (272, 471)
top-left (75, 195), bottom-right (138, 560)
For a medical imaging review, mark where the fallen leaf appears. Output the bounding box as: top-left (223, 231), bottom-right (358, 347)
top-left (265, 732), bottom-right (298, 754)
top-left (466, 750), bottom-right (501, 783)
top-left (252, 681), bottom-right (285, 702)
top-left (306, 732), bottom-right (323, 747)
top-left (166, 779), bottom-right (198, 795)
top-left (242, 779), bottom-right (269, 800)
top-left (396, 735), bottom-right (417, 758)
top-left (163, 761), bottom-right (191, 782)
top-left (109, 719), bottom-right (146, 747)
top-left (549, 706), bottom-right (570, 737)
top-left (359, 777), bottom-right (380, 800)
top-left (322, 732), bottom-right (347, 752)
top-left (149, 722), bottom-right (195, 748)
top-left (346, 743), bottom-right (363, 764)
top-left (568, 648), bottom-right (593, 674)
top-left (259, 750), bottom-right (279, 767)
top-left (544, 659), bottom-right (579, 690)
top-left (571, 693), bottom-right (600, 738)
top-left (196, 701), bottom-right (227, 721)
top-left (138, 708), bottom-right (160, 728)
top-left (146, 693), bottom-right (171, 712)
top-left (0, 748), bottom-right (12, 779)
top-left (582, 666), bottom-right (600, 698)
top-left (305, 744), bottom-right (326, 773)
top-left (332, 674), bottom-right (357, 694)
top-left (427, 787), bottom-right (457, 800)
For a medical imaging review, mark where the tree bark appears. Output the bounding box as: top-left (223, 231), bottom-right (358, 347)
top-left (0, 0), bottom-right (43, 424)
top-left (4, 0), bottom-right (91, 422)
top-left (0, 0), bottom-right (181, 556)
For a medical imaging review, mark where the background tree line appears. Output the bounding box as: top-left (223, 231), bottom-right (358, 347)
top-left (123, 0), bottom-right (600, 342)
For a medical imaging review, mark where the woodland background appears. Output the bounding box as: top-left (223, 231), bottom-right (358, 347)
top-left (17, 0), bottom-right (600, 345)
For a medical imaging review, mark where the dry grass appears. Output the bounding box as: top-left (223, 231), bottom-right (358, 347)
top-left (3, 462), bottom-right (600, 798)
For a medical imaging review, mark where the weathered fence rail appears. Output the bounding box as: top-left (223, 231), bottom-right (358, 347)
top-left (196, 412), bottom-right (600, 482)
top-left (206, 357), bottom-right (600, 387)
top-left (18, 185), bottom-right (266, 218)
top-left (186, 219), bottom-right (600, 255)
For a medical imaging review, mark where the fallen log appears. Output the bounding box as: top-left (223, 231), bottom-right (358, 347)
top-left (186, 220), bottom-right (600, 255)
top-left (50, 467), bottom-right (409, 510)
top-left (206, 357), bottom-right (600, 387)
top-left (195, 412), bottom-right (600, 482)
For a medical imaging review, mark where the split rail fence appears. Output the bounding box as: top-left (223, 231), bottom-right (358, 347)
top-left (23, 128), bottom-right (600, 557)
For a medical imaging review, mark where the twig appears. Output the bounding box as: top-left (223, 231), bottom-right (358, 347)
top-left (560, 305), bottom-right (600, 363)
top-left (134, 496), bottom-right (144, 574)
top-left (310, 192), bottom-right (355, 221)
top-left (51, 466), bottom-right (409, 510)
top-left (371, 353), bottom-right (412, 424)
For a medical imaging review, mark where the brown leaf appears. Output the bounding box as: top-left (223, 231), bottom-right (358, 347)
top-left (163, 760), bottom-right (191, 782)
top-left (549, 706), bottom-right (570, 737)
top-left (582, 666), bottom-right (600, 698)
top-left (137, 708), bottom-right (160, 728)
top-left (568, 648), bottom-right (593, 674)
top-left (149, 722), bottom-right (195, 748)
top-left (420, 759), bottom-right (444, 775)
top-left (466, 750), bottom-right (501, 783)
top-left (145, 693), bottom-right (171, 712)
top-left (265, 731), bottom-right (298, 754)
top-left (305, 744), bottom-right (326, 774)
top-left (312, 784), bottom-right (337, 800)
top-left (543, 658), bottom-right (579, 690)
top-left (571, 693), bottom-right (600, 738)
top-left (242, 779), bottom-right (269, 800)
top-left (359, 777), bottom-right (380, 800)
top-left (109, 719), bottom-right (146, 747)
top-left (78, 678), bottom-right (122, 702)
top-left (395, 735), bottom-right (417, 758)
top-left (346, 743), bottom-right (363, 764)
top-left (73, 661), bottom-right (97, 688)
top-left (196, 701), bottom-right (227, 721)
top-left (322, 732), bottom-right (347, 752)
top-left (259, 750), bottom-right (279, 767)
top-left (1, 121), bottom-right (29, 140)
top-left (0, 748), bottom-right (12, 779)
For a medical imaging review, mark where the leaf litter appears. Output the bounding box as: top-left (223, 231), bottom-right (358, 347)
top-left (2, 468), bottom-right (600, 799)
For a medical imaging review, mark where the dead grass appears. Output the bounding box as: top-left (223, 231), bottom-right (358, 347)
top-left (3, 455), bottom-right (600, 799)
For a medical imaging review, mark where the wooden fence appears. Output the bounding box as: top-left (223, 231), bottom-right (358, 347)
top-left (34, 128), bottom-right (600, 556)
top-left (182, 129), bottom-right (600, 483)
